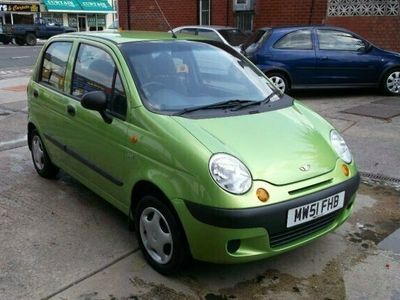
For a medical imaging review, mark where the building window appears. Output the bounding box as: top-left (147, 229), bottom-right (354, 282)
top-left (327, 0), bottom-right (399, 16)
top-left (41, 13), bottom-right (63, 25)
top-left (236, 11), bottom-right (253, 32)
top-left (199, 0), bottom-right (210, 25)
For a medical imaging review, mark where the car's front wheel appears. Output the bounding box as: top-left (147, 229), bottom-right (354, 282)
top-left (134, 194), bottom-right (188, 275)
top-left (267, 72), bottom-right (289, 94)
top-left (383, 69), bottom-right (400, 96)
top-left (30, 129), bottom-right (59, 178)
top-left (25, 33), bottom-right (37, 46)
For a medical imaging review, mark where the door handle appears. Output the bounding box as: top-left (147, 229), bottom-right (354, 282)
top-left (33, 90), bottom-right (39, 98)
top-left (67, 105), bottom-right (76, 116)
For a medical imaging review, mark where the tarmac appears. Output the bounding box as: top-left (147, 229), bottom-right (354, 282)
top-left (0, 75), bottom-right (399, 299)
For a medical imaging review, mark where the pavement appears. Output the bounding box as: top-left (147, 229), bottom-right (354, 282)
top-left (0, 72), bottom-right (399, 299)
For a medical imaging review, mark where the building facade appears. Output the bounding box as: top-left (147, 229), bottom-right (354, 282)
top-left (0, 0), bottom-right (118, 31)
top-left (117, 0), bottom-right (400, 51)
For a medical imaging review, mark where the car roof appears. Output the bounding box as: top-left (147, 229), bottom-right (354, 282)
top-left (173, 25), bottom-right (238, 31)
top-left (54, 30), bottom-right (206, 44)
top-left (257, 25), bottom-right (354, 33)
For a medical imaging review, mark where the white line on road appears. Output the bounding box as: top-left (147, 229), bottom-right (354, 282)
top-left (11, 56), bottom-right (30, 59)
top-left (0, 135), bottom-right (27, 151)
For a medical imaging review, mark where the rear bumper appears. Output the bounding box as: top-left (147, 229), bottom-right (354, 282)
top-left (175, 173), bottom-right (360, 263)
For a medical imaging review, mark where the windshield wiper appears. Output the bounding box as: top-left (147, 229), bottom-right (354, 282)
top-left (231, 91), bottom-right (281, 111)
top-left (173, 99), bottom-right (257, 116)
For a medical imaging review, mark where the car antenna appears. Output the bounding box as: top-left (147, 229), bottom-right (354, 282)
top-left (153, 0), bottom-right (177, 38)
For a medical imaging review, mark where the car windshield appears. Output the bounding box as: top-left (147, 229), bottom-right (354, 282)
top-left (218, 29), bottom-right (248, 46)
top-left (242, 29), bottom-right (272, 54)
top-left (121, 40), bottom-right (277, 115)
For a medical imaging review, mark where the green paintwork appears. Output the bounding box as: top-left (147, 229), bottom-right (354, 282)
top-left (28, 32), bottom-right (359, 264)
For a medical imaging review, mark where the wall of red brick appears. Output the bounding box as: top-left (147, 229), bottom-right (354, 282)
top-left (326, 16), bottom-right (400, 52)
top-left (253, 0), bottom-right (327, 28)
top-left (117, 0), bottom-right (399, 51)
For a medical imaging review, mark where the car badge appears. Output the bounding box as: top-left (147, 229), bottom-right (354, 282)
top-left (299, 164), bottom-right (311, 172)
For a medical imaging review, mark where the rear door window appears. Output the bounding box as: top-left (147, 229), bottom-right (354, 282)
top-left (317, 30), bottom-right (366, 51)
top-left (40, 41), bottom-right (72, 91)
top-left (274, 29), bottom-right (313, 50)
top-left (197, 29), bottom-right (221, 41)
top-left (71, 44), bottom-right (127, 118)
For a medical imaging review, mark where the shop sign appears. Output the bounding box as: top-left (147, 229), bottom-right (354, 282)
top-left (2, 4), bottom-right (40, 12)
top-left (80, 1), bottom-right (110, 10)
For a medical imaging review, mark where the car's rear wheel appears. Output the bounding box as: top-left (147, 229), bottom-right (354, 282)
top-left (267, 72), bottom-right (289, 94)
top-left (25, 33), bottom-right (37, 46)
top-left (382, 69), bottom-right (400, 96)
top-left (134, 194), bottom-right (188, 275)
top-left (30, 129), bottom-right (59, 178)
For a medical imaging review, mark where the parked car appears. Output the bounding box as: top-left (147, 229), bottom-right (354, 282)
top-left (28, 31), bottom-right (360, 275)
top-left (2, 20), bottom-right (75, 46)
top-left (172, 25), bottom-right (248, 51)
top-left (242, 25), bottom-right (400, 95)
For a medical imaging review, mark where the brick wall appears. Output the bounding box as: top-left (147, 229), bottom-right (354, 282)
top-left (253, 0), bottom-right (327, 28)
top-left (326, 16), bottom-right (400, 52)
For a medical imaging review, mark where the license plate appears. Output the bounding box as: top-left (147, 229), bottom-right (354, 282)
top-left (287, 191), bottom-right (345, 228)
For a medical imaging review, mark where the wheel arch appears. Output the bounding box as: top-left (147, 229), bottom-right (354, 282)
top-left (130, 179), bottom-right (191, 254)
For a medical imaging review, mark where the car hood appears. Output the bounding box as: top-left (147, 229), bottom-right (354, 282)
top-left (172, 105), bottom-right (338, 185)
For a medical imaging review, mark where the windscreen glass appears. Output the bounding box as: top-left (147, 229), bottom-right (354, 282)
top-left (121, 41), bottom-right (277, 114)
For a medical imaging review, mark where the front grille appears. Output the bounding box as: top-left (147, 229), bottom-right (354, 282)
top-left (269, 211), bottom-right (340, 248)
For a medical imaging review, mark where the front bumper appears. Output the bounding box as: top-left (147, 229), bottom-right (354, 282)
top-left (173, 173), bottom-right (360, 263)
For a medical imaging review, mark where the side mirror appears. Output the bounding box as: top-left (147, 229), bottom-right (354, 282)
top-left (81, 91), bottom-right (112, 124)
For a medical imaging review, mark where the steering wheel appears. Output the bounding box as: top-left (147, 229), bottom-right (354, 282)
top-left (142, 81), bottom-right (168, 96)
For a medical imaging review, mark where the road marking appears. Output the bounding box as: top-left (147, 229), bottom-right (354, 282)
top-left (0, 135), bottom-right (27, 151)
top-left (11, 56), bottom-right (30, 59)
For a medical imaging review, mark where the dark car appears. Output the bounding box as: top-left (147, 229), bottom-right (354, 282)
top-left (3, 20), bottom-right (75, 46)
top-left (243, 26), bottom-right (400, 95)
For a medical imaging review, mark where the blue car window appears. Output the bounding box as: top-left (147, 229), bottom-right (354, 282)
top-left (317, 30), bottom-right (366, 51)
top-left (274, 29), bottom-right (313, 50)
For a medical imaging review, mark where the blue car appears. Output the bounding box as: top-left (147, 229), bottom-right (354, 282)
top-left (243, 26), bottom-right (400, 95)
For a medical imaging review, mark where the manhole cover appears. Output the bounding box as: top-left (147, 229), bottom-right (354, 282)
top-left (372, 98), bottom-right (400, 106)
top-left (341, 104), bottom-right (400, 120)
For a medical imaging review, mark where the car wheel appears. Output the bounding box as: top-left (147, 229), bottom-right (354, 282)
top-left (267, 72), bottom-right (289, 94)
top-left (25, 33), bottom-right (37, 46)
top-left (135, 194), bottom-right (188, 275)
top-left (382, 69), bottom-right (400, 96)
top-left (2, 39), bottom-right (10, 45)
top-left (15, 37), bottom-right (26, 46)
top-left (30, 129), bottom-right (59, 178)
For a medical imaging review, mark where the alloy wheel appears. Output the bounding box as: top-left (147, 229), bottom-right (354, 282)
top-left (270, 76), bottom-right (286, 93)
top-left (386, 71), bottom-right (400, 94)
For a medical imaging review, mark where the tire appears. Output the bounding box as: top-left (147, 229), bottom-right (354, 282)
top-left (134, 194), bottom-right (188, 275)
top-left (30, 129), bottom-right (59, 178)
top-left (267, 72), bottom-right (290, 94)
top-left (25, 33), bottom-right (37, 46)
top-left (2, 39), bottom-right (10, 45)
top-left (15, 37), bottom-right (26, 46)
top-left (382, 69), bottom-right (400, 96)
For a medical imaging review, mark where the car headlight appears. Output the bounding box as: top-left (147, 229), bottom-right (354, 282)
top-left (209, 153), bottom-right (252, 194)
top-left (330, 130), bottom-right (352, 163)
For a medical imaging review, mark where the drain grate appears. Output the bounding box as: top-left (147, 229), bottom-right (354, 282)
top-left (360, 172), bottom-right (400, 184)
top-left (341, 104), bottom-right (400, 120)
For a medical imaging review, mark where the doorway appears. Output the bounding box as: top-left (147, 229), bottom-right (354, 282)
top-left (78, 15), bottom-right (87, 32)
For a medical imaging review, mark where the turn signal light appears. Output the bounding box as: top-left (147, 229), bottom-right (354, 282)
top-left (256, 188), bottom-right (269, 202)
top-left (342, 164), bottom-right (350, 177)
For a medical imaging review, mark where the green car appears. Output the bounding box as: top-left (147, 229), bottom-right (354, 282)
top-left (27, 31), bottom-right (360, 275)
